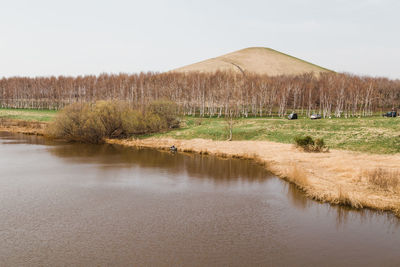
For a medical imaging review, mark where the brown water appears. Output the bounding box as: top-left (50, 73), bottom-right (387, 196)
top-left (0, 132), bottom-right (399, 266)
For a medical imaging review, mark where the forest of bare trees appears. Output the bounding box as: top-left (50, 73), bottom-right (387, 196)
top-left (1, 71), bottom-right (399, 118)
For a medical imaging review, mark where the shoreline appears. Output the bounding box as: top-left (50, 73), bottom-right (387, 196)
top-left (106, 137), bottom-right (400, 217)
top-left (1, 119), bottom-right (400, 217)
top-left (0, 118), bottom-right (47, 136)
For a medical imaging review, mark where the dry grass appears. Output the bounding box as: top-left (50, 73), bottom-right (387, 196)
top-left (336, 186), bottom-right (363, 208)
top-left (364, 168), bottom-right (400, 192)
top-left (172, 47), bottom-right (330, 76)
top-left (0, 118), bottom-right (47, 135)
top-left (199, 150), bottom-right (209, 155)
top-left (285, 165), bottom-right (309, 190)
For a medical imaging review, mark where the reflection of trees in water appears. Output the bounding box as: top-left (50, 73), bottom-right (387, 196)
top-left (48, 143), bottom-right (274, 183)
top-left (0, 132), bottom-right (57, 146)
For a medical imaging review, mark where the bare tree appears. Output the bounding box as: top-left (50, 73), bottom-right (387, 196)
top-left (0, 72), bottom-right (399, 116)
top-left (224, 108), bottom-right (237, 141)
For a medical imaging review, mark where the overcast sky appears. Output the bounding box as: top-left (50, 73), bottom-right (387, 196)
top-left (1, 0), bottom-right (399, 78)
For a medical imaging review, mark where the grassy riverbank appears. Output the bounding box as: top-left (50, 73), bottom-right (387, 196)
top-left (0, 108), bottom-right (56, 121)
top-left (1, 108), bottom-right (399, 154)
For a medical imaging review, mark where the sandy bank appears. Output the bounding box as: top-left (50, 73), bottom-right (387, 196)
top-left (106, 137), bottom-right (400, 216)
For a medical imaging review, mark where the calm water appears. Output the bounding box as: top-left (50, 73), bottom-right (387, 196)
top-left (0, 132), bottom-right (399, 266)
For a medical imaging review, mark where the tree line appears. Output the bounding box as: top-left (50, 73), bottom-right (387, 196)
top-left (1, 71), bottom-right (399, 117)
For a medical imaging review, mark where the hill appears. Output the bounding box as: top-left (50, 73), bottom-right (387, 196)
top-left (172, 47), bottom-right (332, 76)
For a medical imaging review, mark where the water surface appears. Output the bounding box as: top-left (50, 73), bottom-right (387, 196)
top-left (0, 132), bottom-right (399, 266)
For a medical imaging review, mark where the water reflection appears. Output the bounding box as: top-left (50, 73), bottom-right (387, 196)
top-left (285, 181), bottom-right (400, 229)
top-left (1, 131), bottom-right (400, 266)
top-left (47, 142), bottom-right (273, 184)
top-left (0, 131), bottom-right (58, 145)
top-left (2, 131), bottom-right (399, 227)
top-left (330, 205), bottom-right (400, 230)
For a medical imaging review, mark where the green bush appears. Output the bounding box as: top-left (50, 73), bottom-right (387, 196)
top-left (144, 113), bottom-right (166, 132)
top-left (294, 136), bottom-right (327, 152)
top-left (47, 100), bottom-right (180, 143)
top-left (147, 99), bottom-right (180, 129)
top-left (92, 101), bottom-right (126, 137)
top-left (46, 103), bottom-right (106, 143)
top-left (121, 109), bottom-right (146, 134)
top-left (294, 136), bottom-right (314, 148)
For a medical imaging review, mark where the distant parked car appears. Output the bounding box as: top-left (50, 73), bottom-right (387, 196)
top-left (382, 111), bottom-right (397, 117)
top-left (310, 114), bottom-right (322, 120)
top-left (288, 113), bottom-right (298, 120)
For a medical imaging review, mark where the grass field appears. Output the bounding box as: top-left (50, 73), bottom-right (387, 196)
top-left (0, 108), bottom-right (56, 121)
top-left (1, 107), bottom-right (399, 154)
top-left (152, 116), bottom-right (400, 154)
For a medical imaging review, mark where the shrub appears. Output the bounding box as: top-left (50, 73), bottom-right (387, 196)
top-left (294, 136), bottom-right (327, 152)
top-left (294, 136), bottom-right (314, 148)
top-left (47, 102), bottom-right (106, 143)
top-left (121, 109), bottom-right (146, 134)
top-left (147, 99), bottom-right (180, 129)
top-left (315, 138), bottom-right (325, 151)
top-left (47, 100), bottom-right (180, 143)
top-left (144, 113), bottom-right (166, 132)
top-left (92, 101), bottom-right (126, 137)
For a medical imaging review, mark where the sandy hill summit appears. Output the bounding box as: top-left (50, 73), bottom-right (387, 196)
top-left (172, 47), bottom-right (331, 76)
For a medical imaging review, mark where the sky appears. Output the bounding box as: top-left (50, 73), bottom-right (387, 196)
top-left (1, 0), bottom-right (399, 79)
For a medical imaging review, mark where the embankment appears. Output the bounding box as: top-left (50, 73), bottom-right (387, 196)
top-left (106, 138), bottom-right (400, 216)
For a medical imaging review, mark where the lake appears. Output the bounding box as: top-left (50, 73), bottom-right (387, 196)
top-left (0, 132), bottom-right (399, 266)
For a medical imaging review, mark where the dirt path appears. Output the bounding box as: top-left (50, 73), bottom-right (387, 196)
top-left (106, 137), bottom-right (400, 216)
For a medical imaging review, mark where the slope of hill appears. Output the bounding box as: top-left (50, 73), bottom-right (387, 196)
top-left (172, 47), bottom-right (331, 76)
